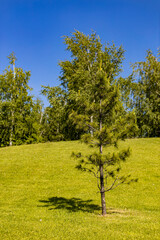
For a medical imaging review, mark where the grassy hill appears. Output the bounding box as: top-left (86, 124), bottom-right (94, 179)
top-left (0, 138), bottom-right (160, 240)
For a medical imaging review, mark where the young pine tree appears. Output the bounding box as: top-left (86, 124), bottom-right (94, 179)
top-left (60, 31), bottom-right (138, 215)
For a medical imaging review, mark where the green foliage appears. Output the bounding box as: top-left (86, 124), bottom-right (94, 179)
top-left (124, 50), bottom-right (160, 137)
top-left (59, 30), bottom-right (138, 215)
top-left (0, 54), bottom-right (43, 146)
top-left (41, 86), bottom-right (66, 141)
top-left (73, 147), bottom-right (138, 192)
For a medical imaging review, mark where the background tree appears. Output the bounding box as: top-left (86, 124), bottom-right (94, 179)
top-left (41, 86), bottom-right (66, 141)
top-left (25, 98), bottom-right (44, 144)
top-left (0, 53), bottom-right (43, 146)
top-left (59, 31), bottom-right (138, 215)
top-left (41, 85), bottom-right (84, 141)
top-left (127, 50), bottom-right (160, 137)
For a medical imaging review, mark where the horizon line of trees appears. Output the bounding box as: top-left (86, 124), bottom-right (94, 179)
top-left (0, 31), bottom-right (160, 147)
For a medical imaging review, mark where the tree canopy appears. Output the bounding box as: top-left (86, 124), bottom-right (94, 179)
top-left (1, 32), bottom-right (159, 148)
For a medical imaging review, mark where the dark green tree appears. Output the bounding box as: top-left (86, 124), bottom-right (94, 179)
top-left (59, 31), bottom-right (138, 215)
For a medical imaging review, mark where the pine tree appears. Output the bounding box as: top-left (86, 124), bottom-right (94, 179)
top-left (59, 31), bottom-right (138, 215)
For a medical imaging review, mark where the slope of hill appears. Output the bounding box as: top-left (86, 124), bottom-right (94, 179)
top-left (0, 138), bottom-right (160, 240)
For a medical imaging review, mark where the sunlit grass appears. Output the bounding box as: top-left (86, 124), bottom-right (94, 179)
top-left (0, 138), bottom-right (160, 239)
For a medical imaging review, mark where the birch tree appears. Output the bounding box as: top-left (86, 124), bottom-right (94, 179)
top-left (0, 53), bottom-right (43, 146)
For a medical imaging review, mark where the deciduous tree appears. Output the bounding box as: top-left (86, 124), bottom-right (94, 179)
top-left (0, 53), bottom-right (43, 146)
top-left (128, 50), bottom-right (160, 137)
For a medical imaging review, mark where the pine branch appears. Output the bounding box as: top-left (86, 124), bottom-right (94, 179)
top-left (105, 177), bottom-right (119, 192)
top-left (106, 181), bottom-right (124, 191)
top-left (84, 167), bottom-right (98, 178)
top-left (105, 176), bottom-right (131, 192)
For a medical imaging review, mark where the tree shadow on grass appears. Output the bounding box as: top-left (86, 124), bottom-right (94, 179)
top-left (38, 196), bottom-right (101, 213)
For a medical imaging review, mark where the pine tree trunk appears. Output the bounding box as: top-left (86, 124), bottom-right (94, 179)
top-left (100, 163), bottom-right (107, 215)
top-left (99, 99), bottom-right (107, 215)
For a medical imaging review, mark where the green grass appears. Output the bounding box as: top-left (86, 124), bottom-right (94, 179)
top-left (0, 138), bottom-right (160, 240)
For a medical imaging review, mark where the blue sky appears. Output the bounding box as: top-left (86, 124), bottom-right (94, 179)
top-left (0, 0), bottom-right (160, 105)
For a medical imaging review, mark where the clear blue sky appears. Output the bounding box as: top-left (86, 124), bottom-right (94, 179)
top-left (0, 0), bottom-right (160, 106)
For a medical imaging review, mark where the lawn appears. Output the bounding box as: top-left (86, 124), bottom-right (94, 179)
top-left (0, 138), bottom-right (160, 239)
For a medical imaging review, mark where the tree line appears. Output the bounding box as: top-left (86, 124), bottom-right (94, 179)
top-left (0, 31), bottom-right (160, 147)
